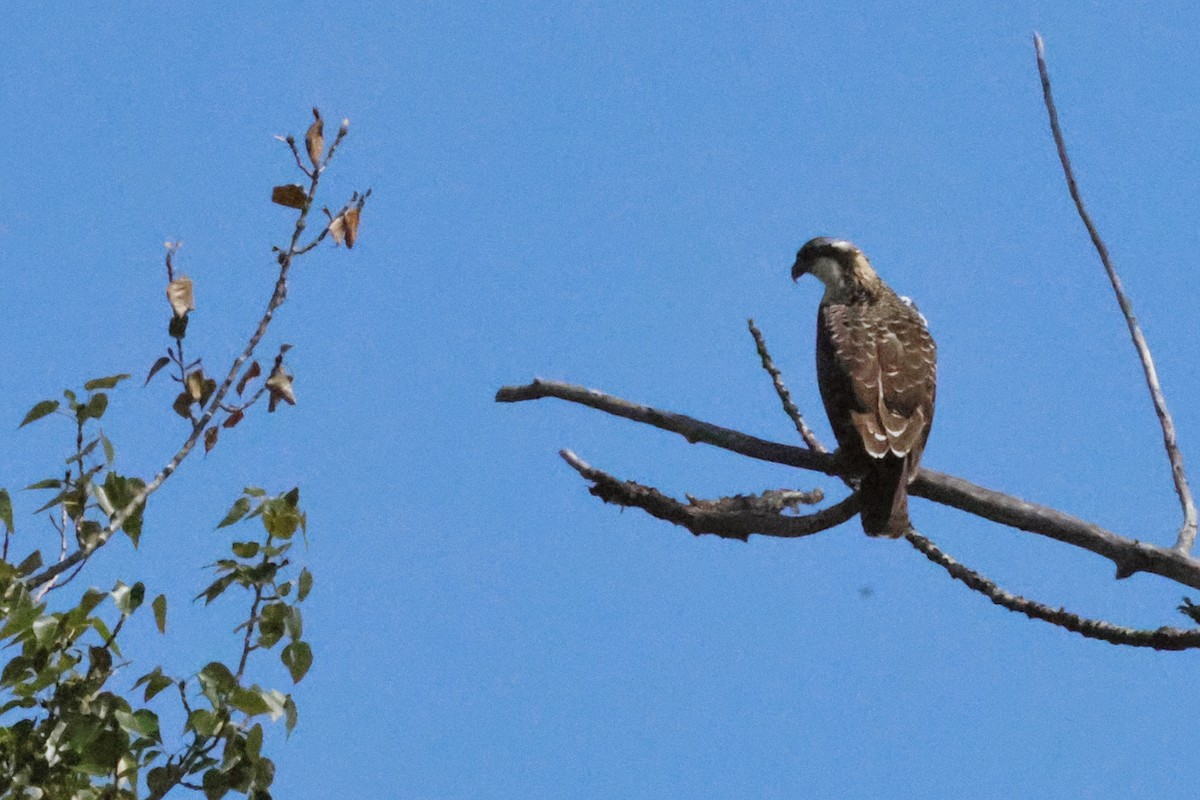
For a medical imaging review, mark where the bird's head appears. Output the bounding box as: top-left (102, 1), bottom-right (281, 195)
top-left (791, 237), bottom-right (878, 299)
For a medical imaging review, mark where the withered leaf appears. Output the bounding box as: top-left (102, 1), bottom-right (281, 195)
top-left (145, 356), bottom-right (171, 386)
top-left (305, 108), bottom-right (324, 168)
top-left (172, 392), bottom-right (193, 419)
top-left (237, 361), bottom-right (261, 396)
top-left (223, 409), bottom-right (245, 429)
top-left (328, 214), bottom-right (346, 246)
top-left (329, 207), bottom-right (362, 248)
top-left (166, 276), bottom-right (194, 319)
top-left (272, 184), bottom-right (307, 209)
top-left (266, 365), bottom-right (296, 413)
top-left (343, 207), bottom-right (360, 248)
top-left (185, 371), bottom-right (217, 406)
top-left (204, 426), bottom-right (219, 453)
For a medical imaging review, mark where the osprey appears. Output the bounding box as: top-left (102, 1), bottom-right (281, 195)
top-left (791, 237), bottom-right (937, 537)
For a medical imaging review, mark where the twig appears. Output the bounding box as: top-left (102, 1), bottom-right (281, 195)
top-left (747, 319), bottom-right (827, 452)
top-left (1034, 33), bottom-right (1198, 552)
top-left (559, 449), bottom-right (858, 540)
top-left (496, 378), bottom-right (1200, 589)
top-left (236, 584), bottom-right (264, 681)
top-left (497, 379), bottom-right (837, 475)
top-left (906, 529), bottom-right (1200, 651)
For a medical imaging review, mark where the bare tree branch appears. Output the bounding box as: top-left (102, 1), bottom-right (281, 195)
top-left (496, 378), bottom-right (1200, 590)
top-left (1034, 32), bottom-right (1198, 552)
top-left (559, 444), bottom-right (1200, 649)
top-left (559, 449), bottom-right (858, 540)
top-left (905, 530), bottom-right (1200, 651)
top-left (747, 318), bottom-right (827, 453)
top-left (497, 379), bottom-right (838, 475)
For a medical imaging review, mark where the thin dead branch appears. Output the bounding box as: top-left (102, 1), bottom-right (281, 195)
top-left (747, 319), bottom-right (827, 453)
top-left (497, 378), bottom-right (1200, 591)
top-left (906, 530), bottom-right (1200, 651)
top-left (559, 449), bottom-right (858, 540)
top-left (1034, 32), bottom-right (1198, 552)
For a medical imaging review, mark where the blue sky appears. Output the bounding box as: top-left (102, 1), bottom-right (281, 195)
top-left (4, 2), bottom-right (1200, 797)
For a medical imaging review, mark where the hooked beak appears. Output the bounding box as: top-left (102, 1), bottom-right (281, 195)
top-left (791, 256), bottom-right (807, 282)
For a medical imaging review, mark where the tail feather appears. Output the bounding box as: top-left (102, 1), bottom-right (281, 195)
top-left (859, 456), bottom-right (911, 538)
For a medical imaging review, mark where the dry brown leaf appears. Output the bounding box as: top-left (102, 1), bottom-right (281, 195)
top-left (166, 276), bottom-right (194, 319)
top-left (172, 391), bottom-right (193, 419)
top-left (328, 214), bottom-right (346, 246)
top-left (272, 184), bottom-right (307, 209)
top-left (185, 371), bottom-right (204, 402)
top-left (266, 365), bottom-right (296, 412)
top-left (343, 207), bottom-right (360, 248)
top-left (185, 371), bottom-right (216, 406)
top-left (305, 108), bottom-right (324, 168)
top-left (223, 409), bottom-right (245, 429)
top-left (237, 361), bottom-right (261, 396)
top-left (204, 426), bottom-right (219, 453)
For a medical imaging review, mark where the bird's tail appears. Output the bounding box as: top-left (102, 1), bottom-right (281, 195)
top-left (859, 456), bottom-right (911, 538)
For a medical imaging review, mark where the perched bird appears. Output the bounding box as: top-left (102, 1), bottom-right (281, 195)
top-left (791, 237), bottom-right (937, 537)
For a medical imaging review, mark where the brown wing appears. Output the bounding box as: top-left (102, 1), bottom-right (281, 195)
top-left (816, 295), bottom-right (936, 474)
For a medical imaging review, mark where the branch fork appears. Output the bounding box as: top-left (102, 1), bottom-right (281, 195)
top-left (495, 37), bottom-right (1200, 650)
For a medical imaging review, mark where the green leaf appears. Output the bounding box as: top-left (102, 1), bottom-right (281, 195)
top-left (134, 667), bottom-right (174, 702)
top-left (152, 593), bottom-right (167, 633)
top-left (297, 568), bottom-right (313, 601)
top-left (147, 767), bottom-right (174, 795)
top-left (31, 616), bottom-right (56, 645)
top-left (252, 756), bottom-right (275, 789)
top-left (115, 708), bottom-right (160, 738)
top-left (204, 768), bottom-right (233, 800)
top-left (196, 574), bottom-right (236, 605)
top-left (79, 587), bottom-right (107, 616)
top-left (188, 709), bottom-right (221, 737)
top-left (19, 399), bottom-right (59, 427)
top-left (257, 603), bottom-right (287, 648)
top-left (76, 519), bottom-right (102, 548)
top-left (32, 488), bottom-right (68, 515)
top-left (112, 581), bottom-right (145, 615)
top-left (230, 686), bottom-right (271, 716)
top-left (245, 723), bottom-right (264, 760)
top-left (145, 356), bottom-right (172, 386)
top-left (261, 499), bottom-right (300, 540)
top-left (280, 641), bottom-right (312, 684)
top-left (104, 471), bottom-right (147, 544)
top-left (199, 661), bottom-right (237, 695)
top-left (285, 605), bottom-right (303, 641)
top-left (0, 489), bottom-right (11, 534)
top-left (243, 486), bottom-right (267, 497)
top-left (83, 392), bottom-right (109, 420)
top-left (24, 478), bottom-right (62, 491)
top-left (84, 373), bottom-right (131, 391)
top-left (284, 695), bottom-right (298, 735)
top-left (231, 541), bottom-right (259, 559)
top-left (99, 431), bottom-right (115, 466)
top-left (16, 550), bottom-right (42, 576)
top-left (217, 497), bottom-right (252, 529)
